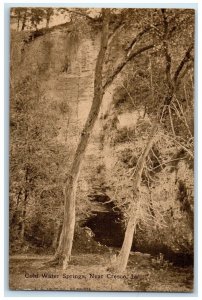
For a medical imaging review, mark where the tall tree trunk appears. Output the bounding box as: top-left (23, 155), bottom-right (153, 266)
top-left (11, 188), bottom-right (22, 225)
top-left (46, 16), bottom-right (50, 28)
top-left (114, 123), bottom-right (158, 272)
top-left (114, 15), bottom-right (183, 270)
top-left (45, 8), bottom-right (53, 28)
top-left (52, 220), bottom-right (61, 250)
top-left (20, 189), bottom-right (28, 243)
top-left (53, 9), bottom-right (110, 269)
top-left (21, 11), bottom-right (27, 31)
top-left (113, 11), bottom-right (193, 271)
top-left (17, 15), bottom-right (20, 31)
top-left (20, 166), bottom-right (29, 244)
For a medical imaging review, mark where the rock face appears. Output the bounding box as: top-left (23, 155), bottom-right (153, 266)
top-left (14, 23), bottom-right (116, 211)
top-left (20, 24), bottom-right (100, 135)
top-left (16, 23), bottom-right (105, 179)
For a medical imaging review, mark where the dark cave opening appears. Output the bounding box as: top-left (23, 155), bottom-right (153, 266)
top-left (83, 194), bottom-right (193, 267)
top-left (84, 211), bottom-right (124, 248)
top-left (83, 194), bottom-right (125, 247)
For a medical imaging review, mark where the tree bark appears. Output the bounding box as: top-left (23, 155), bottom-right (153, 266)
top-left (17, 15), bottom-right (20, 31)
top-left (46, 17), bottom-right (50, 29)
top-left (20, 166), bottom-right (29, 244)
top-left (53, 8), bottom-right (110, 269)
top-left (52, 220), bottom-right (61, 250)
top-left (113, 123), bottom-right (158, 272)
top-left (21, 11), bottom-right (27, 31)
top-left (11, 188), bottom-right (22, 226)
top-left (20, 189), bottom-right (28, 243)
top-left (45, 9), bottom-right (53, 28)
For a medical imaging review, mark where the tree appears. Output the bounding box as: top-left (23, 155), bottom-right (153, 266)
top-left (11, 7), bottom-right (56, 31)
top-left (10, 7), bottom-right (194, 270)
top-left (11, 8), bottom-right (22, 31)
top-left (52, 8), bottom-right (110, 269)
top-left (44, 8), bottom-right (54, 28)
top-left (30, 8), bottom-right (44, 31)
top-left (52, 8), bottom-right (168, 268)
top-left (10, 8), bottom-right (28, 31)
top-left (21, 8), bottom-right (28, 31)
top-left (109, 9), bottom-right (194, 272)
top-left (9, 31), bottom-right (73, 250)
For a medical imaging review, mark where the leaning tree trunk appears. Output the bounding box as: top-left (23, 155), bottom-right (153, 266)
top-left (53, 9), bottom-right (110, 269)
top-left (114, 123), bottom-right (158, 272)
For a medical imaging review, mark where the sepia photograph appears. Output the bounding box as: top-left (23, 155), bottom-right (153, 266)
top-left (9, 7), bottom-right (194, 292)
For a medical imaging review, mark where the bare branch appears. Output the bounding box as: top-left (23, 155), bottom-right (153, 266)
top-left (168, 105), bottom-right (176, 136)
top-left (174, 95), bottom-right (193, 138)
top-left (125, 22), bottom-right (162, 55)
top-left (148, 55), bottom-right (155, 104)
top-left (120, 82), bottom-right (136, 108)
top-left (108, 23), bottom-right (125, 45)
top-left (103, 44), bottom-right (154, 91)
top-left (175, 62), bottom-right (194, 88)
top-left (152, 157), bottom-right (186, 171)
top-left (126, 25), bottom-right (153, 53)
top-left (161, 9), bottom-right (172, 86)
top-left (173, 44), bottom-right (194, 83)
top-left (151, 148), bottom-right (164, 170)
top-left (167, 134), bottom-right (194, 158)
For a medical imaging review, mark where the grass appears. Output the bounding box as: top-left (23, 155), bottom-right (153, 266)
top-left (9, 253), bottom-right (193, 292)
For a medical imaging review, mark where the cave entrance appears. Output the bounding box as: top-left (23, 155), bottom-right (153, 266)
top-left (82, 194), bottom-right (193, 267)
top-left (83, 194), bottom-right (125, 248)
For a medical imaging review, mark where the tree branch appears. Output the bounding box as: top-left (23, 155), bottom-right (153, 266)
top-left (173, 44), bottom-right (194, 83)
top-left (168, 105), bottom-right (176, 136)
top-left (161, 9), bottom-right (172, 86)
top-left (126, 25), bottom-right (152, 52)
top-left (125, 22), bottom-right (161, 55)
top-left (167, 134), bottom-right (194, 158)
top-left (103, 44), bottom-right (154, 91)
top-left (108, 23), bottom-right (125, 45)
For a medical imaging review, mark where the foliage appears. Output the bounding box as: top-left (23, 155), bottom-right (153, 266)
top-left (101, 8), bottom-right (194, 255)
top-left (9, 8), bottom-right (194, 262)
top-left (9, 32), bottom-right (73, 250)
